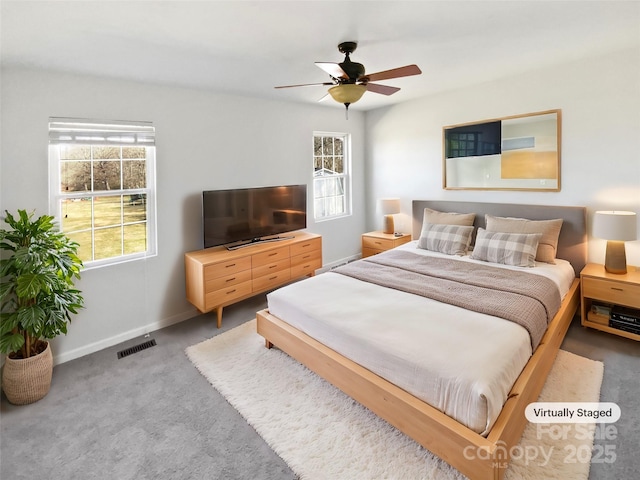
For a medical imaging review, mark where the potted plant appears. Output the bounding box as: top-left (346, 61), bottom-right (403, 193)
top-left (0, 209), bottom-right (84, 404)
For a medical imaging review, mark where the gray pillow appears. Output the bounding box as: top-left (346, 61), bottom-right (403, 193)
top-left (470, 228), bottom-right (542, 267)
top-left (418, 223), bottom-right (474, 255)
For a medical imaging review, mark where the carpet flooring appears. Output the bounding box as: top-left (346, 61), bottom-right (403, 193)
top-left (2, 296), bottom-right (638, 479)
top-left (187, 320), bottom-right (604, 480)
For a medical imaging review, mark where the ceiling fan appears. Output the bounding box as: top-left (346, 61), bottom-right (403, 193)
top-left (275, 41), bottom-right (422, 115)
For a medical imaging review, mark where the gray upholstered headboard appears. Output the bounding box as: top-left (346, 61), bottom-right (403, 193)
top-left (412, 201), bottom-right (587, 276)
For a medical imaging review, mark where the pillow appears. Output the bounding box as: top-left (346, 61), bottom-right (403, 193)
top-left (485, 215), bottom-right (563, 264)
top-left (423, 207), bottom-right (475, 226)
top-left (470, 228), bottom-right (542, 267)
top-left (417, 223), bottom-right (474, 255)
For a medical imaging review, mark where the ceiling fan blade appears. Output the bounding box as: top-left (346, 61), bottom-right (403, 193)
top-left (363, 64), bottom-right (422, 82)
top-left (317, 93), bottom-right (330, 102)
top-left (315, 62), bottom-right (349, 79)
top-left (275, 82), bottom-right (334, 89)
top-left (366, 83), bottom-right (401, 96)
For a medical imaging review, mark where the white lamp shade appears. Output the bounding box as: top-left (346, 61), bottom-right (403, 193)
top-left (379, 198), bottom-right (401, 215)
top-left (593, 211), bottom-right (637, 241)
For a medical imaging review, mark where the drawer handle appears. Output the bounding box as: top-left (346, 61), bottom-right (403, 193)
top-left (226, 289), bottom-right (236, 294)
top-left (226, 263), bottom-right (236, 268)
top-left (301, 243), bottom-right (311, 248)
top-left (269, 276), bottom-right (278, 280)
top-left (374, 241), bottom-right (382, 245)
top-left (269, 265), bottom-right (277, 269)
top-left (302, 254), bottom-right (310, 259)
top-left (610, 287), bottom-right (624, 292)
top-left (268, 252), bottom-right (278, 257)
top-left (226, 277), bottom-right (236, 282)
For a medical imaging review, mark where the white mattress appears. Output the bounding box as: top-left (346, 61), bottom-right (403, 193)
top-left (266, 241), bottom-right (575, 435)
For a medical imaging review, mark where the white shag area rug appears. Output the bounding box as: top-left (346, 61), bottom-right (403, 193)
top-left (186, 320), bottom-right (604, 480)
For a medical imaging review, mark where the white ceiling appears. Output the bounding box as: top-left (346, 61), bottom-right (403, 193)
top-left (2, 1), bottom-right (639, 111)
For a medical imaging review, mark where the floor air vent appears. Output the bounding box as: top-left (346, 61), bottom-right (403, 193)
top-left (117, 339), bottom-right (157, 359)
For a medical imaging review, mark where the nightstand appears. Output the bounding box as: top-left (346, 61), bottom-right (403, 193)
top-left (361, 231), bottom-right (412, 258)
top-left (580, 263), bottom-right (640, 341)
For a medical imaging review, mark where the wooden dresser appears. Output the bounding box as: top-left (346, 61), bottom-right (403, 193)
top-left (185, 231), bottom-right (322, 328)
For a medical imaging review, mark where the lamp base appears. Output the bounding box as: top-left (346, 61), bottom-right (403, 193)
top-left (604, 240), bottom-right (628, 274)
top-left (383, 215), bottom-right (395, 235)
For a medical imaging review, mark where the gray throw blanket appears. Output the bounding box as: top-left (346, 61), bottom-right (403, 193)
top-left (334, 250), bottom-right (561, 350)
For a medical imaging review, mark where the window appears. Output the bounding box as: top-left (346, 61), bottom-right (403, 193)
top-left (48, 118), bottom-right (157, 268)
top-left (313, 132), bottom-right (351, 221)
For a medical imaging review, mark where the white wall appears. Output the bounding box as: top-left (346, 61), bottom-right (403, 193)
top-left (0, 68), bottom-right (366, 364)
top-left (365, 47), bottom-right (640, 266)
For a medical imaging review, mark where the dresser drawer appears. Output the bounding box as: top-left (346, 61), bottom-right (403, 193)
top-left (204, 256), bottom-right (251, 280)
top-left (252, 270), bottom-right (291, 292)
top-left (252, 246), bottom-right (290, 268)
top-left (582, 277), bottom-right (640, 309)
top-left (291, 247), bottom-right (321, 267)
top-left (362, 236), bottom-right (395, 251)
top-left (205, 280), bottom-right (253, 309)
top-left (290, 237), bottom-right (321, 257)
top-left (252, 258), bottom-right (290, 279)
top-left (206, 269), bottom-right (252, 292)
top-left (291, 257), bottom-right (322, 277)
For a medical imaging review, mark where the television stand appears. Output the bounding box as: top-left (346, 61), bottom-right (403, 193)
top-left (226, 235), bottom-right (296, 251)
top-left (184, 231), bottom-right (322, 328)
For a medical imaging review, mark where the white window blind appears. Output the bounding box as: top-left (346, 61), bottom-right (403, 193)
top-left (49, 118), bottom-right (155, 146)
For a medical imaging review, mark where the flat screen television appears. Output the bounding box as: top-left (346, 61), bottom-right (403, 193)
top-left (203, 184), bottom-right (307, 249)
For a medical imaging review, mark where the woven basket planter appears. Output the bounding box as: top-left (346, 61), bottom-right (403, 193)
top-left (2, 342), bottom-right (53, 405)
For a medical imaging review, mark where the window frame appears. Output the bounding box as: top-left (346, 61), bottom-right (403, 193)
top-left (312, 131), bottom-right (352, 222)
top-left (48, 120), bottom-right (157, 270)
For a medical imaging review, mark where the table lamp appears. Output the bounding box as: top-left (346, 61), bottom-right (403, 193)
top-left (379, 198), bottom-right (401, 234)
top-left (592, 211), bottom-right (637, 274)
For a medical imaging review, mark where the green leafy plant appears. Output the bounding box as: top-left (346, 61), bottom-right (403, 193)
top-left (0, 210), bottom-right (84, 359)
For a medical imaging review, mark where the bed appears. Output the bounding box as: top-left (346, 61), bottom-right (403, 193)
top-left (256, 201), bottom-right (586, 480)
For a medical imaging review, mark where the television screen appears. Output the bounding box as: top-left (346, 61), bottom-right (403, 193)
top-left (203, 184), bottom-right (307, 249)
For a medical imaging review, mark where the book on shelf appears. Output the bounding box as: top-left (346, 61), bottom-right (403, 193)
top-left (609, 319), bottom-right (640, 336)
top-left (591, 303), bottom-right (612, 317)
top-left (611, 306), bottom-right (640, 325)
top-left (587, 303), bottom-right (611, 325)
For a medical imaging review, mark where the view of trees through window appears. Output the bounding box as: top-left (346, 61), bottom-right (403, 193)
top-left (55, 145), bottom-right (150, 263)
top-left (313, 133), bottom-right (350, 220)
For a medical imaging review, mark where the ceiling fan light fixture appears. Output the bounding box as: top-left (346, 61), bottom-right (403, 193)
top-left (328, 84), bottom-right (367, 105)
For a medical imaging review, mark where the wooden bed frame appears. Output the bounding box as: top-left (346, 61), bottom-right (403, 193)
top-left (256, 201), bottom-right (587, 480)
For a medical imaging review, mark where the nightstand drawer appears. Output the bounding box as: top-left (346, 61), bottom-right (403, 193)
top-left (582, 277), bottom-right (640, 309)
top-left (362, 236), bottom-right (395, 251)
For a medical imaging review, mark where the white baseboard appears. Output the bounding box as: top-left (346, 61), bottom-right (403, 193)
top-left (317, 253), bottom-right (361, 274)
top-left (52, 308), bottom-right (199, 365)
top-left (52, 254), bottom-right (363, 365)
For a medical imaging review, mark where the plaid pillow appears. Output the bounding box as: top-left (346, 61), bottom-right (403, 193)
top-left (417, 223), bottom-right (474, 255)
top-left (470, 228), bottom-right (542, 267)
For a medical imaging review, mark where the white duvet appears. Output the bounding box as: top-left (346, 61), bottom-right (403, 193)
top-left (266, 241), bottom-right (575, 435)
